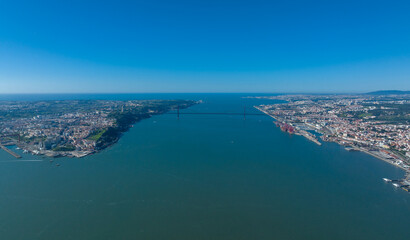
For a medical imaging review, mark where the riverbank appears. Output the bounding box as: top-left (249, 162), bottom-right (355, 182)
top-left (352, 146), bottom-right (410, 181)
top-left (322, 134), bottom-right (410, 180)
top-left (6, 100), bottom-right (198, 159)
top-left (255, 105), bottom-right (410, 188)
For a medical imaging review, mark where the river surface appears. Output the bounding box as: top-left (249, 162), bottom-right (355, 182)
top-left (0, 94), bottom-right (409, 240)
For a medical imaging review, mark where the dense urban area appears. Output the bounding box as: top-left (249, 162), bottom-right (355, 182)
top-left (0, 99), bottom-right (196, 158)
top-left (253, 91), bottom-right (410, 192)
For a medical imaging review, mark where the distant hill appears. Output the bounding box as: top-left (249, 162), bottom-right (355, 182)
top-left (366, 90), bottom-right (410, 95)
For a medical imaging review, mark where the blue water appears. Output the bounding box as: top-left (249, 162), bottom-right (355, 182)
top-left (0, 94), bottom-right (409, 240)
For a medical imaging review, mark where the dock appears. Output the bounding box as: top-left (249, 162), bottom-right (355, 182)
top-left (297, 130), bottom-right (322, 146)
top-left (255, 106), bottom-right (322, 145)
top-left (0, 144), bottom-right (21, 158)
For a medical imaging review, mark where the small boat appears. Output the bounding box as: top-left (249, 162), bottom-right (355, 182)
top-left (56, 163), bottom-right (60, 167)
top-left (392, 183), bottom-right (400, 187)
top-left (383, 178), bottom-right (391, 182)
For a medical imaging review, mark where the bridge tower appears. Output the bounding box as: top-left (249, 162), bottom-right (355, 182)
top-left (244, 106), bottom-right (246, 120)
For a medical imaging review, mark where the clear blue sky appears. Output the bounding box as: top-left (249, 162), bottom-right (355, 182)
top-left (0, 0), bottom-right (409, 93)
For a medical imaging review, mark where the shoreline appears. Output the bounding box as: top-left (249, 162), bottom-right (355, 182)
top-left (0, 144), bottom-right (21, 158)
top-left (255, 106), bottom-right (322, 145)
top-left (255, 106), bottom-right (410, 182)
top-left (4, 101), bottom-right (198, 159)
top-left (352, 146), bottom-right (410, 179)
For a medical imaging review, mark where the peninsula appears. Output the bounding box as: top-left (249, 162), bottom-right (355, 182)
top-left (0, 99), bottom-right (196, 158)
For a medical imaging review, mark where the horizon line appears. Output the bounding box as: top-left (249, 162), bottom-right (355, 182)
top-left (0, 90), bottom-right (407, 95)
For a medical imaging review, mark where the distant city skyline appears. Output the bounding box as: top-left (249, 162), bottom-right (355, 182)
top-left (1, 0), bottom-right (410, 93)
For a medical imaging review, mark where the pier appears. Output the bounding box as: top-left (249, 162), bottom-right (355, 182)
top-left (255, 106), bottom-right (322, 146)
top-left (0, 144), bottom-right (21, 158)
top-left (297, 130), bottom-right (322, 146)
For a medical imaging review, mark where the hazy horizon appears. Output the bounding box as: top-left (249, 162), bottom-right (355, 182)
top-left (0, 90), bottom-right (409, 95)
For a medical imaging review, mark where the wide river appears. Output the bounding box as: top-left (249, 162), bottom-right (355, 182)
top-left (0, 94), bottom-right (409, 240)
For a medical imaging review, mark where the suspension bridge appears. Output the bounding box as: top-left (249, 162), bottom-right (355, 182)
top-left (167, 107), bottom-right (266, 119)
